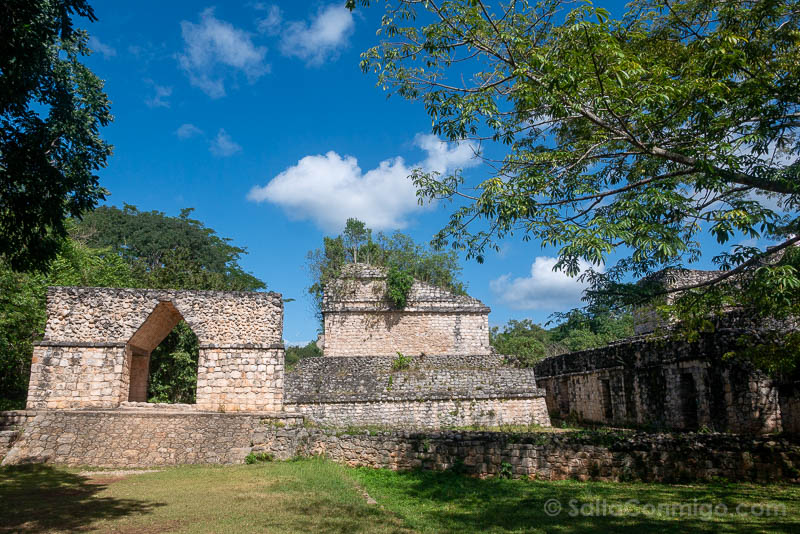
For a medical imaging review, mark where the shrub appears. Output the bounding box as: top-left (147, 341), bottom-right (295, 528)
top-left (245, 452), bottom-right (274, 464)
top-left (391, 351), bottom-right (412, 371)
top-left (385, 266), bottom-right (414, 308)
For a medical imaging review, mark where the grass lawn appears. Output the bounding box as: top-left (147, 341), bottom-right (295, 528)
top-left (1, 459), bottom-right (798, 533)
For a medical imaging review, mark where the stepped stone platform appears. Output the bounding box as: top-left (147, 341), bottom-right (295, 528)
top-left (284, 354), bottom-right (550, 429)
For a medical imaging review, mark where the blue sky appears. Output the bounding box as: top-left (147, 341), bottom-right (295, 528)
top-left (81, 1), bottom-right (738, 344)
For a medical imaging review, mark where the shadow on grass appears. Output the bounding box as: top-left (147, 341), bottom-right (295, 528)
top-left (356, 468), bottom-right (800, 534)
top-left (276, 499), bottom-right (412, 534)
top-left (0, 464), bottom-right (163, 533)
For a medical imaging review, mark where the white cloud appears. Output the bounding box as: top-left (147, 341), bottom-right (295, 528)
top-left (209, 129), bottom-right (242, 157)
top-left (178, 8), bottom-right (269, 98)
top-left (247, 133), bottom-right (479, 231)
top-left (256, 5), bottom-right (283, 35)
top-left (175, 123), bottom-right (203, 139)
top-left (89, 36), bottom-right (116, 59)
top-left (144, 80), bottom-right (173, 108)
top-left (490, 257), bottom-right (601, 311)
top-left (280, 4), bottom-right (354, 66)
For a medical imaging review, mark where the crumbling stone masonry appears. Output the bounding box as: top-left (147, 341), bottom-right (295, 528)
top-left (534, 330), bottom-right (797, 434)
top-left (297, 266), bottom-right (551, 428)
top-left (5, 411), bottom-right (798, 483)
top-left (250, 427), bottom-right (800, 483)
top-left (320, 264), bottom-right (491, 356)
top-left (27, 287), bottom-right (285, 412)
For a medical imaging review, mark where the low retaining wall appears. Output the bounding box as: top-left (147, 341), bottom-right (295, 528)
top-left (255, 428), bottom-right (800, 483)
top-left (1, 410), bottom-right (302, 467)
top-left (3, 411), bottom-right (799, 483)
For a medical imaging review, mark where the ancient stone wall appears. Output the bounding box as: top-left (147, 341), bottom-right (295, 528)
top-left (284, 355), bottom-right (551, 428)
top-left (323, 313), bottom-right (490, 357)
top-left (255, 428), bottom-right (800, 483)
top-left (1, 410), bottom-right (302, 467)
top-left (534, 331), bottom-right (786, 434)
top-left (322, 264), bottom-right (491, 356)
top-left (289, 398), bottom-right (549, 429)
top-left (27, 287), bottom-right (284, 412)
top-left (6, 411), bottom-right (799, 483)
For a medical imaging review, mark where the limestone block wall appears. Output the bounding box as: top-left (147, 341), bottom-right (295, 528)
top-left (323, 312), bottom-right (490, 357)
top-left (534, 332), bottom-right (785, 434)
top-left (1, 411), bottom-right (302, 467)
top-left (7, 411), bottom-right (798, 483)
top-left (42, 287), bottom-right (283, 345)
top-left (290, 398), bottom-right (549, 429)
top-left (27, 287), bottom-right (284, 412)
top-left (284, 355), bottom-right (551, 428)
top-left (196, 348), bottom-right (284, 411)
top-left (28, 344), bottom-right (126, 409)
top-left (322, 264), bottom-right (491, 356)
top-left (255, 428), bottom-right (800, 483)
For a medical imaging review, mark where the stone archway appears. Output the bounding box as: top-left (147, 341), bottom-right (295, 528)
top-left (26, 287), bottom-right (285, 412)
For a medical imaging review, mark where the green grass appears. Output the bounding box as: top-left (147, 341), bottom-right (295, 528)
top-left (0, 459), bottom-right (410, 534)
top-left (1, 459), bottom-right (798, 533)
top-left (352, 468), bottom-right (800, 533)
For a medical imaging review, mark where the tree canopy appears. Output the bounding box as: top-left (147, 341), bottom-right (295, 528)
top-left (490, 310), bottom-right (634, 366)
top-left (1, 0), bottom-right (112, 271)
top-left (73, 205), bottom-right (265, 291)
top-left (350, 0), bottom-right (800, 323)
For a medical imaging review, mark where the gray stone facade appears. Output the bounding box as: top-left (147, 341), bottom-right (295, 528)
top-left (284, 354), bottom-right (551, 428)
top-left (27, 287), bottom-right (285, 412)
top-left (534, 330), bottom-right (796, 434)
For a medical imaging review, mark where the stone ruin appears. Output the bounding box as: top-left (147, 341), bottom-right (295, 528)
top-left (320, 264), bottom-right (491, 356)
top-left (539, 267), bottom-right (800, 434)
top-left (27, 287), bottom-right (285, 412)
top-left (3, 265), bottom-right (799, 470)
top-left (2, 267), bottom-right (552, 466)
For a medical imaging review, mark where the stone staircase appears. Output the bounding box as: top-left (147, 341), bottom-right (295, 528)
top-left (0, 411), bottom-right (35, 460)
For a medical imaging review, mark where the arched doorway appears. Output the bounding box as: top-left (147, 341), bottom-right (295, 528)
top-left (124, 301), bottom-right (198, 404)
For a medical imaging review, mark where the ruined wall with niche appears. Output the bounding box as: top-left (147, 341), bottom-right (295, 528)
top-left (534, 330), bottom-right (791, 434)
top-left (321, 264), bottom-right (491, 356)
top-left (27, 287), bottom-right (284, 412)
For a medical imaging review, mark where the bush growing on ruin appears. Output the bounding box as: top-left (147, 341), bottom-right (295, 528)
top-left (307, 218), bottom-right (466, 325)
top-left (385, 267), bottom-right (414, 308)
